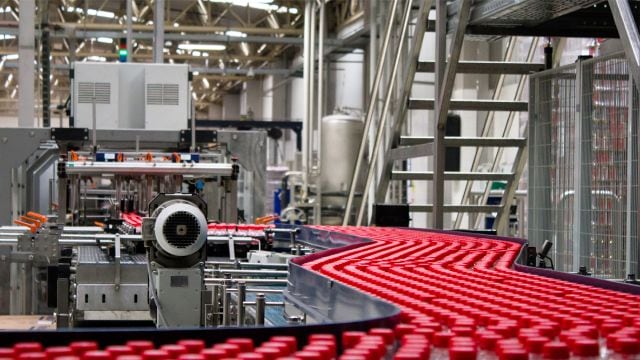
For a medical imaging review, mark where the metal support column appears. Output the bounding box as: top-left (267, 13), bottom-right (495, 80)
top-left (573, 59), bottom-right (593, 272)
top-left (126, 0), bottom-right (133, 62)
top-left (315, 0), bottom-right (326, 225)
top-left (39, 0), bottom-right (51, 127)
top-left (609, 0), bottom-right (640, 94)
top-left (302, 0), bottom-right (312, 202)
top-left (153, 0), bottom-right (165, 63)
top-left (18, 0), bottom-right (36, 128)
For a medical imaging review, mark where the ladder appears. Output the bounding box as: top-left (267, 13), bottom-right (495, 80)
top-left (342, 0), bottom-right (545, 235)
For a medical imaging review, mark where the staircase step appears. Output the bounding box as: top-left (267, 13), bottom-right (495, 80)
top-left (399, 136), bottom-right (526, 147)
top-left (417, 61), bottom-right (545, 74)
top-left (408, 204), bottom-right (502, 213)
top-left (391, 171), bottom-right (514, 181)
top-left (389, 143), bottom-right (433, 160)
top-left (408, 99), bottom-right (528, 111)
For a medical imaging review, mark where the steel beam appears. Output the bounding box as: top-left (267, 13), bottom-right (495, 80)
top-left (391, 171), bottom-right (514, 181)
top-left (409, 99), bottom-right (528, 111)
top-left (409, 204), bottom-right (502, 213)
top-left (417, 61), bottom-right (545, 74)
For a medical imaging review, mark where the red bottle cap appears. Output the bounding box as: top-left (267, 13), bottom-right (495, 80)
top-left (142, 350), bottom-right (170, 360)
top-left (70, 343), bottom-right (99, 357)
top-left (499, 348), bottom-right (528, 360)
top-left (254, 347), bottom-right (281, 360)
top-left (392, 352), bottom-right (421, 360)
top-left (448, 346), bottom-right (477, 360)
top-left (56, 357), bottom-right (82, 360)
top-left (394, 325), bottom-right (417, 339)
top-left (293, 351), bottom-right (321, 360)
top-left (614, 337), bottom-right (640, 355)
top-left (106, 346), bottom-right (134, 358)
top-left (542, 342), bottom-right (570, 359)
top-left (0, 348), bottom-right (14, 358)
top-left (570, 339), bottom-right (599, 357)
top-left (226, 339), bottom-right (253, 353)
top-left (14, 343), bottom-right (43, 355)
top-left (82, 351), bottom-right (111, 360)
top-left (160, 345), bottom-right (187, 358)
top-left (367, 329), bottom-right (394, 345)
top-left (306, 341), bottom-right (335, 359)
top-left (217, 344), bottom-right (244, 358)
top-left (269, 337), bottom-right (297, 354)
top-left (302, 346), bottom-right (330, 360)
top-left (478, 333), bottom-right (502, 351)
top-left (116, 356), bottom-right (143, 360)
top-left (237, 353), bottom-right (264, 360)
top-left (200, 348), bottom-right (227, 360)
top-left (178, 341), bottom-right (205, 354)
top-left (125, 342), bottom-right (154, 355)
top-left (433, 332), bottom-right (454, 348)
top-left (46, 347), bottom-right (74, 358)
top-left (18, 353), bottom-right (47, 360)
top-left (260, 343), bottom-right (291, 357)
top-left (308, 335), bottom-right (335, 343)
top-left (525, 337), bottom-right (549, 354)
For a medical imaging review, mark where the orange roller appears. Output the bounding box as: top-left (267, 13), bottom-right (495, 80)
top-left (13, 220), bottom-right (37, 233)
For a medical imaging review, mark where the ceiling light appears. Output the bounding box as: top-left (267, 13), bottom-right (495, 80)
top-left (0, 34), bottom-right (15, 40)
top-left (96, 37), bottom-right (113, 44)
top-left (10, 88), bottom-right (16, 99)
top-left (240, 42), bottom-right (250, 57)
top-left (87, 56), bottom-right (107, 62)
top-left (178, 43), bottom-right (226, 51)
top-left (4, 54), bottom-right (18, 60)
top-left (202, 78), bottom-right (210, 89)
top-left (0, 6), bottom-right (11, 13)
top-left (225, 30), bottom-right (247, 38)
top-left (193, 50), bottom-right (202, 57)
top-left (173, 22), bottom-right (180, 27)
top-left (66, 6), bottom-right (115, 19)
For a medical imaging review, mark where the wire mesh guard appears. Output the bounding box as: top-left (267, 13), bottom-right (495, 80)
top-left (529, 53), bottom-right (638, 279)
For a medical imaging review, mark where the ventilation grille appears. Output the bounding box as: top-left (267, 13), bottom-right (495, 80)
top-left (78, 82), bottom-right (111, 104)
top-left (147, 83), bottom-right (180, 106)
top-left (162, 211), bottom-right (200, 249)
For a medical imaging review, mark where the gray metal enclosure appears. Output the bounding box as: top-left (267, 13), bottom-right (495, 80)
top-left (529, 53), bottom-right (639, 279)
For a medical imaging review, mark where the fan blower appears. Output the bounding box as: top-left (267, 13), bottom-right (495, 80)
top-left (142, 194), bottom-right (208, 328)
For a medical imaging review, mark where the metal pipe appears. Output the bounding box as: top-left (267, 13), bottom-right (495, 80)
top-left (315, 0), bottom-right (326, 225)
top-left (302, 1), bottom-right (312, 201)
top-left (206, 261), bottom-right (287, 269)
top-left (255, 293), bottom-right (265, 326)
top-left (222, 279), bottom-right (231, 326)
top-left (206, 269), bottom-right (288, 277)
top-left (243, 301), bottom-right (283, 306)
top-left (205, 278), bottom-right (287, 286)
top-left (342, 0), bottom-right (401, 226)
top-left (225, 288), bottom-right (283, 294)
top-left (356, 0), bottom-right (413, 225)
top-left (237, 281), bottom-right (246, 326)
top-left (153, 0), bottom-right (164, 63)
top-left (126, 0), bottom-right (132, 62)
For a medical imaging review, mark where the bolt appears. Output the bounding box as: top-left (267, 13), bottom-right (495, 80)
top-left (232, 134), bottom-right (238, 140)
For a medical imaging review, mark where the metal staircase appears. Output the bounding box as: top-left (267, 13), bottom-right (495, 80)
top-left (342, 0), bottom-right (546, 234)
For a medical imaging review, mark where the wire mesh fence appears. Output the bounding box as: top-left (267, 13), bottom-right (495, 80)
top-left (529, 53), bottom-right (638, 279)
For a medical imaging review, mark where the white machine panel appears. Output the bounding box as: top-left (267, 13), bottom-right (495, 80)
top-left (72, 62), bottom-right (189, 130)
top-left (144, 65), bottom-right (189, 130)
top-left (73, 63), bottom-right (120, 129)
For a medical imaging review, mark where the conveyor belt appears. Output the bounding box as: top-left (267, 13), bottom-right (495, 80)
top-left (301, 226), bottom-right (640, 357)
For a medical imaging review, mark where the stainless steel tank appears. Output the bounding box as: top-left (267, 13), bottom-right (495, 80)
top-left (320, 114), bottom-right (365, 224)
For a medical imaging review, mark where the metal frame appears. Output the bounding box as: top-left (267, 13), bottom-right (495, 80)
top-left (0, 128), bottom-right (267, 225)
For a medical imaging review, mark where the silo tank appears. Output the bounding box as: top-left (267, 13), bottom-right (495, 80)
top-left (320, 114), bottom-right (365, 221)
